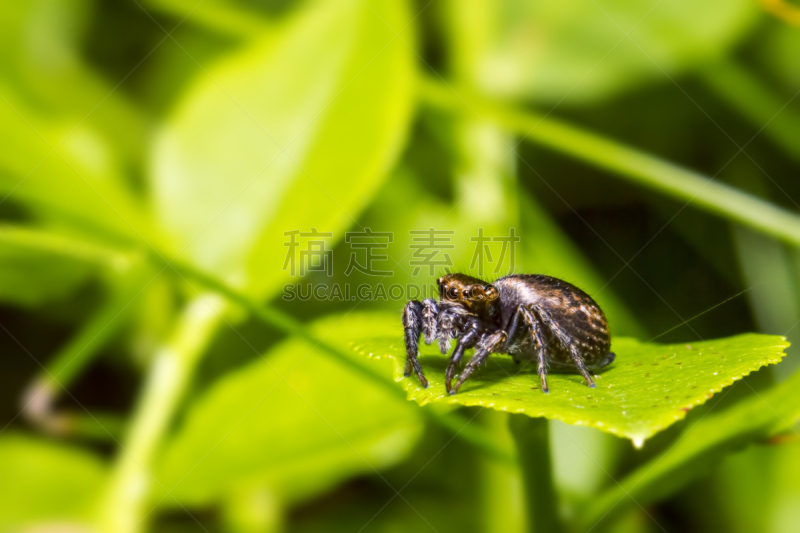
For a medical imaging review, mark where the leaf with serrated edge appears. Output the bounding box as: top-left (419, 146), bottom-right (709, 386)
top-left (353, 315), bottom-right (788, 445)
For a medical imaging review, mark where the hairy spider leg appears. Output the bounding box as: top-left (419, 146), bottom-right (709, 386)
top-left (451, 330), bottom-right (508, 394)
top-left (537, 306), bottom-right (597, 388)
top-left (437, 306), bottom-right (464, 354)
top-left (520, 307), bottom-right (551, 393)
top-left (445, 320), bottom-right (481, 394)
top-left (402, 300), bottom-right (429, 388)
top-left (421, 299), bottom-right (438, 345)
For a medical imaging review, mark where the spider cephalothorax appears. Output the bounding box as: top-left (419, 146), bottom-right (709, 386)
top-left (402, 273), bottom-right (615, 394)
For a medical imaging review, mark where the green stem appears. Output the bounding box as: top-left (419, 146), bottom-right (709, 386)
top-left (0, 223), bottom-right (126, 266)
top-left (480, 412), bottom-right (526, 533)
top-left (732, 225), bottom-right (800, 378)
top-left (23, 268), bottom-right (143, 433)
top-left (162, 257), bottom-right (514, 465)
top-left (698, 59), bottom-right (800, 162)
top-left (45, 299), bottom-right (126, 385)
top-left (418, 76), bottom-right (800, 247)
top-left (509, 416), bottom-right (562, 533)
top-left (66, 412), bottom-right (127, 441)
top-left (99, 294), bottom-right (225, 533)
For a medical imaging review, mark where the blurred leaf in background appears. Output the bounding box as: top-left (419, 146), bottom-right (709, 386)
top-left (157, 314), bottom-right (422, 507)
top-left (0, 434), bottom-right (107, 530)
top-left (152, 0), bottom-right (415, 299)
top-left (441, 0), bottom-right (756, 105)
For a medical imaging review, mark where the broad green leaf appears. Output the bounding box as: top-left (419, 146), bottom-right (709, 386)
top-left (0, 0), bottom-right (146, 165)
top-left (156, 313), bottom-right (422, 507)
top-left (152, 0), bottom-right (415, 299)
top-left (352, 314), bottom-right (787, 444)
top-left (0, 1), bottom-right (147, 240)
top-left (0, 83), bottom-right (147, 244)
top-left (581, 365), bottom-right (800, 530)
top-left (0, 225), bottom-right (123, 307)
top-left (442, 0), bottom-right (756, 105)
top-left (0, 434), bottom-right (106, 529)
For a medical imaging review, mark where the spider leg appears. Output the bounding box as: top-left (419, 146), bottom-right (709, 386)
top-left (437, 307), bottom-right (460, 354)
top-left (445, 320), bottom-right (480, 394)
top-left (537, 307), bottom-right (597, 388)
top-left (519, 307), bottom-right (551, 394)
top-left (568, 344), bottom-right (597, 388)
top-left (451, 330), bottom-right (507, 395)
top-left (402, 300), bottom-right (429, 388)
top-left (503, 309), bottom-right (525, 364)
top-left (503, 308), bottom-right (523, 351)
top-left (421, 299), bottom-right (438, 345)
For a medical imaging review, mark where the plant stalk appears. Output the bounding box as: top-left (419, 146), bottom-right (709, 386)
top-left (99, 294), bottom-right (225, 533)
top-left (509, 416), bottom-right (562, 533)
top-left (419, 76), bottom-right (800, 248)
top-left (22, 267), bottom-right (144, 438)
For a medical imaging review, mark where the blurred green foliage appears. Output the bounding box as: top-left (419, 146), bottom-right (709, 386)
top-left (2, 0), bottom-right (800, 532)
top-left (157, 313), bottom-right (421, 508)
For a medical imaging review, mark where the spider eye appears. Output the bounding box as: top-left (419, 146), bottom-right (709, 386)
top-left (463, 288), bottom-right (472, 298)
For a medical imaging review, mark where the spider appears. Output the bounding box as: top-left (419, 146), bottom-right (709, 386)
top-left (402, 273), bottom-right (615, 394)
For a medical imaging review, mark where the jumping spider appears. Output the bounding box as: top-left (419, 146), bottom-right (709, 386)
top-left (402, 273), bottom-right (615, 394)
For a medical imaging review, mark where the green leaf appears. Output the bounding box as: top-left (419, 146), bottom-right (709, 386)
top-left (442, 0), bottom-right (756, 105)
top-left (0, 224), bottom-right (123, 307)
top-left (581, 366), bottom-right (800, 529)
top-left (0, 0), bottom-right (147, 160)
top-left (156, 313), bottom-right (422, 507)
top-left (151, 0), bottom-right (415, 299)
top-left (0, 434), bottom-right (106, 529)
top-left (0, 1), bottom-right (148, 241)
top-left (0, 83), bottom-right (147, 243)
top-left (353, 313), bottom-right (787, 444)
